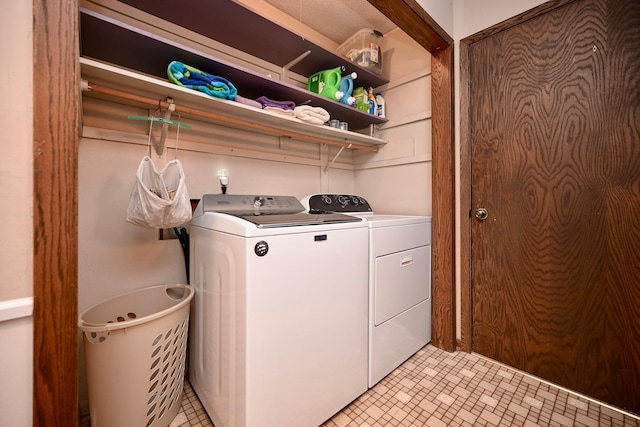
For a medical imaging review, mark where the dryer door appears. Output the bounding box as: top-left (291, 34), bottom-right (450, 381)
top-left (374, 245), bottom-right (431, 325)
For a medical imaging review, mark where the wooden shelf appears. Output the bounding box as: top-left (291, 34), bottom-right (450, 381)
top-left (116, 0), bottom-right (389, 89)
top-left (81, 58), bottom-right (387, 151)
top-left (79, 5), bottom-right (388, 132)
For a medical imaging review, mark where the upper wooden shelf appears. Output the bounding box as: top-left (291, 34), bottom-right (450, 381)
top-left (116, 0), bottom-right (389, 89)
top-left (79, 2), bottom-right (389, 132)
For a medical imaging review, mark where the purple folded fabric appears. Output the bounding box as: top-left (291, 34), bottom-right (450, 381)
top-left (255, 96), bottom-right (296, 110)
top-left (234, 95), bottom-right (263, 109)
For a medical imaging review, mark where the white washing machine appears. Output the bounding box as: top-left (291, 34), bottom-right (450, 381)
top-left (302, 194), bottom-right (432, 387)
top-left (189, 194), bottom-right (369, 427)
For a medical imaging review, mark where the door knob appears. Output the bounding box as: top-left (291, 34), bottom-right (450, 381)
top-left (474, 208), bottom-right (488, 221)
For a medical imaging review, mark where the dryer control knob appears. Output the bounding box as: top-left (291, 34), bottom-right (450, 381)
top-left (336, 195), bottom-right (348, 206)
top-left (322, 195), bottom-right (333, 205)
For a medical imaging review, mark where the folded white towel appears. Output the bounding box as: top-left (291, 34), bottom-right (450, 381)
top-left (294, 105), bottom-right (330, 125)
top-left (264, 106), bottom-right (297, 117)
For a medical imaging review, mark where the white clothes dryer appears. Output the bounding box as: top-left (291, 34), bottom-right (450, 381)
top-left (302, 194), bottom-right (432, 387)
top-left (189, 194), bottom-right (369, 427)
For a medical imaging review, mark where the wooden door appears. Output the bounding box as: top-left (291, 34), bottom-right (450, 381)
top-left (470, 0), bottom-right (640, 413)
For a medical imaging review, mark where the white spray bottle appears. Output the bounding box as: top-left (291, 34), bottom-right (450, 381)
top-left (375, 93), bottom-right (385, 118)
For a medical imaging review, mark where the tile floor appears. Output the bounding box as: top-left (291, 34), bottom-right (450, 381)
top-left (94, 344), bottom-right (640, 427)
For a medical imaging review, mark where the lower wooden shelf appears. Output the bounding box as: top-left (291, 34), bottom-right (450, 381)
top-left (80, 58), bottom-right (387, 152)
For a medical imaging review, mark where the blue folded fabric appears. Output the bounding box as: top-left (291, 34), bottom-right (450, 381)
top-left (168, 61), bottom-right (237, 100)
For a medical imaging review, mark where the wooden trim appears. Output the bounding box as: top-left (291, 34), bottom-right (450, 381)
top-left (458, 38), bottom-right (472, 352)
top-left (430, 45), bottom-right (456, 351)
top-left (366, 0), bottom-right (457, 352)
top-left (33, 0), bottom-right (80, 425)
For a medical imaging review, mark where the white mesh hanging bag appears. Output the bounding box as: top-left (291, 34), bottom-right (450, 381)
top-left (126, 156), bottom-right (192, 229)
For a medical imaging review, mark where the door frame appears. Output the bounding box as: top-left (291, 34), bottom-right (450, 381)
top-left (33, 0), bottom-right (80, 425)
top-left (459, 0), bottom-right (579, 351)
top-left (366, 0), bottom-right (456, 352)
top-left (32, 0), bottom-right (456, 425)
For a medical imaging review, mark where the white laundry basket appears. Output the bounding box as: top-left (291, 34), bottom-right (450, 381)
top-left (79, 284), bottom-right (194, 427)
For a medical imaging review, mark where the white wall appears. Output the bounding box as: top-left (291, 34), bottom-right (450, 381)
top-left (416, 0), bottom-right (454, 37)
top-left (454, 0), bottom-right (548, 39)
top-left (0, 303), bottom-right (33, 427)
top-left (353, 27), bottom-right (433, 216)
top-left (0, 1), bottom-right (33, 426)
top-left (1, 0), bottom-right (33, 302)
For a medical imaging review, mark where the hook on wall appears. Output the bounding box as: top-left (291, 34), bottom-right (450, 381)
top-left (127, 98), bottom-right (192, 157)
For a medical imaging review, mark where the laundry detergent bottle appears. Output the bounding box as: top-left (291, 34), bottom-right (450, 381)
top-left (338, 72), bottom-right (357, 106)
top-left (307, 67), bottom-right (344, 101)
top-left (353, 87), bottom-right (368, 112)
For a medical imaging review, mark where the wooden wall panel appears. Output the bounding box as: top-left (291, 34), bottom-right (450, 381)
top-left (33, 0), bottom-right (80, 425)
top-left (429, 46), bottom-right (456, 351)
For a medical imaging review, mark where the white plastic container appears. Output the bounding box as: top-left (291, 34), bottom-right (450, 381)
top-left (79, 284), bottom-right (194, 427)
top-left (337, 28), bottom-right (385, 75)
top-left (375, 93), bottom-right (386, 118)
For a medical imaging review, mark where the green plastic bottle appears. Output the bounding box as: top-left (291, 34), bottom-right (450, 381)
top-left (353, 87), bottom-right (368, 112)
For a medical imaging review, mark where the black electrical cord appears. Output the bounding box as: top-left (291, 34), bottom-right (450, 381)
top-left (173, 226), bottom-right (190, 284)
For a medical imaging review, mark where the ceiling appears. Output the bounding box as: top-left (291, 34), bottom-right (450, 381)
top-left (262, 0), bottom-right (397, 44)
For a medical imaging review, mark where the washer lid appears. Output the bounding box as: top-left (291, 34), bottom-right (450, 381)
top-left (238, 212), bottom-right (363, 228)
top-left (193, 194), bottom-right (363, 228)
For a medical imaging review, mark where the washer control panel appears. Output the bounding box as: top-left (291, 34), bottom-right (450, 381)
top-left (200, 194), bottom-right (305, 215)
top-left (306, 194), bottom-right (373, 214)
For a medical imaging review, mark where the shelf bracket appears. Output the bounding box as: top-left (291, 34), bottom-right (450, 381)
top-left (324, 142), bottom-right (352, 173)
top-left (282, 50), bottom-right (311, 82)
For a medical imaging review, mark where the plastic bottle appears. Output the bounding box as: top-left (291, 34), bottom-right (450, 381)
top-left (367, 87), bottom-right (377, 115)
top-left (353, 87), bottom-right (368, 112)
top-left (308, 66), bottom-right (345, 101)
top-left (375, 93), bottom-right (385, 118)
top-left (339, 72), bottom-right (357, 106)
